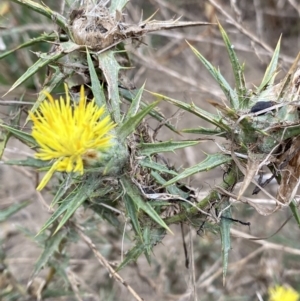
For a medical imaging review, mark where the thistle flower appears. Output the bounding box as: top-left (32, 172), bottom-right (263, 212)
top-left (30, 85), bottom-right (115, 191)
top-left (269, 285), bottom-right (299, 301)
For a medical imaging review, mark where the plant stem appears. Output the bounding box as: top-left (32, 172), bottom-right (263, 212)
top-left (165, 166), bottom-right (238, 224)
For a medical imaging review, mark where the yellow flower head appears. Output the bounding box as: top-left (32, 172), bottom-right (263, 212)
top-left (269, 285), bottom-right (299, 301)
top-left (30, 85), bottom-right (115, 191)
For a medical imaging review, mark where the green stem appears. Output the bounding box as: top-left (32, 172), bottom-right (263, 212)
top-left (9, 0), bottom-right (69, 33)
top-left (165, 166), bottom-right (238, 224)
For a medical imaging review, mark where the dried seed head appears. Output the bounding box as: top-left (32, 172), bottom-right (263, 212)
top-left (70, 4), bottom-right (118, 49)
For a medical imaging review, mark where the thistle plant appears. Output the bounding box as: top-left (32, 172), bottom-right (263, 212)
top-left (1, 0), bottom-right (300, 300)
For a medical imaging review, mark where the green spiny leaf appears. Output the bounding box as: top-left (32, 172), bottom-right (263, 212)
top-left (139, 140), bottom-right (201, 156)
top-left (38, 177), bottom-right (99, 235)
top-left (124, 194), bottom-right (143, 240)
top-left (120, 88), bottom-right (180, 134)
top-left (0, 201), bottom-right (30, 222)
top-left (125, 83), bottom-right (145, 121)
top-left (276, 52), bottom-right (300, 101)
top-left (118, 100), bottom-right (159, 141)
top-left (142, 227), bottom-right (152, 264)
top-left (163, 153), bottom-right (232, 186)
top-left (187, 41), bottom-right (239, 110)
top-left (121, 176), bottom-right (172, 234)
top-left (5, 41), bottom-right (80, 96)
top-left (38, 195), bottom-right (77, 236)
top-left (117, 227), bottom-right (166, 271)
top-left (54, 178), bottom-right (99, 234)
top-left (88, 201), bottom-right (121, 228)
top-left (257, 36), bottom-right (281, 93)
top-left (218, 22), bottom-right (246, 107)
top-left (182, 127), bottom-right (226, 136)
top-left (0, 33), bottom-right (64, 60)
top-left (164, 169), bottom-right (238, 224)
top-left (150, 91), bottom-right (230, 132)
top-left (32, 229), bottom-right (67, 278)
top-left (139, 158), bottom-right (178, 176)
top-left (0, 123), bottom-right (37, 147)
top-left (151, 171), bottom-right (190, 199)
top-left (51, 176), bottom-right (74, 208)
top-left (98, 51), bottom-right (121, 122)
top-left (0, 103), bottom-right (22, 159)
top-left (10, 0), bottom-right (68, 33)
top-left (86, 49), bottom-right (106, 108)
top-left (117, 243), bottom-right (144, 271)
top-left (4, 157), bottom-right (51, 168)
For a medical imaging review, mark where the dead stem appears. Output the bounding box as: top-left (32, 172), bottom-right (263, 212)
top-left (74, 223), bottom-right (145, 301)
top-left (208, 0), bottom-right (294, 63)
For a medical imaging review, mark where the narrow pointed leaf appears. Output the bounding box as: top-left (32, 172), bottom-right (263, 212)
top-left (54, 178), bottom-right (99, 234)
top-left (164, 169), bottom-right (238, 225)
top-left (0, 201), bottom-right (30, 222)
top-left (117, 244), bottom-right (144, 271)
top-left (0, 33), bottom-right (64, 60)
top-left (89, 200), bottom-right (121, 228)
top-left (142, 227), bottom-right (152, 264)
top-left (98, 52), bottom-right (121, 122)
top-left (139, 158), bottom-right (178, 176)
top-left (187, 42), bottom-right (239, 110)
top-left (121, 176), bottom-right (172, 233)
top-left (120, 88), bottom-right (180, 134)
top-left (182, 127), bottom-right (225, 136)
top-left (86, 49), bottom-right (106, 108)
top-left (39, 178), bottom-right (98, 235)
top-left (118, 100), bottom-right (159, 140)
top-left (277, 52), bottom-right (300, 100)
top-left (125, 83), bottom-right (145, 121)
top-left (5, 41), bottom-right (80, 96)
top-left (150, 91), bottom-right (230, 132)
top-left (0, 105), bottom-right (22, 159)
top-left (4, 157), bottom-right (51, 168)
top-left (9, 0), bottom-right (68, 32)
top-left (117, 227), bottom-right (166, 271)
top-left (32, 229), bottom-right (67, 278)
top-left (257, 36), bottom-right (281, 92)
top-left (218, 23), bottom-right (246, 107)
top-left (38, 195), bottom-right (77, 235)
top-left (164, 153), bottom-right (232, 186)
top-left (139, 140), bottom-right (200, 156)
top-left (0, 124), bottom-right (37, 147)
top-left (124, 194), bottom-right (143, 240)
top-left (151, 171), bottom-right (189, 199)
top-left (51, 176), bottom-right (74, 208)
